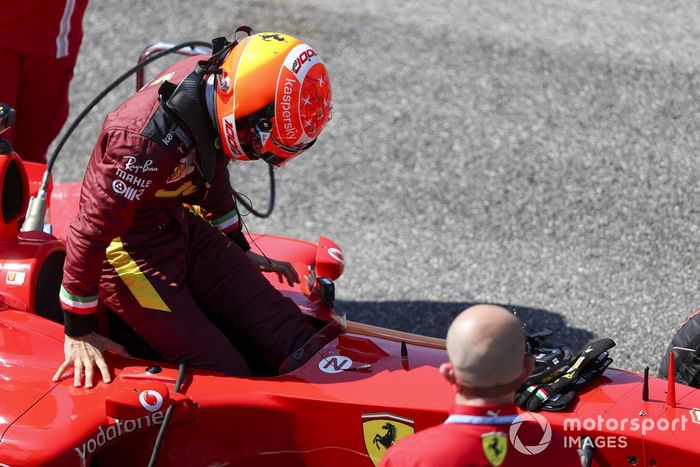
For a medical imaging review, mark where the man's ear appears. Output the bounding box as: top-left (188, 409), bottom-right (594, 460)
top-left (440, 362), bottom-right (458, 387)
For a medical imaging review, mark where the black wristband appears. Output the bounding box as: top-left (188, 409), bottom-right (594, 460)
top-left (63, 310), bottom-right (96, 337)
top-left (228, 230), bottom-right (250, 251)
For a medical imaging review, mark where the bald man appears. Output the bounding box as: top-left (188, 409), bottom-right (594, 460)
top-left (380, 304), bottom-right (580, 467)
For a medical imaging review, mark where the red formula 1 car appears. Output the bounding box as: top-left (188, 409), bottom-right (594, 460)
top-left (0, 117), bottom-right (699, 466)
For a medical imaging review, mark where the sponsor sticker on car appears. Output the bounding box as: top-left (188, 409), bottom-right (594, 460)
top-left (362, 413), bottom-right (415, 466)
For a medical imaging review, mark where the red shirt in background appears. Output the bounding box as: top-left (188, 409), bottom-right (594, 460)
top-left (0, 0), bottom-right (88, 58)
top-left (380, 403), bottom-right (580, 467)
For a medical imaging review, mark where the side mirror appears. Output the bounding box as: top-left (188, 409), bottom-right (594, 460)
top-left (0, 152), bottom-right (29, 241)
top-left (315, 236), bottom-right (344, 281)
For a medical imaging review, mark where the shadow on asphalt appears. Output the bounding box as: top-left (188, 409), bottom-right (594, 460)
top-left (335, 300), bottom-right (596, 353)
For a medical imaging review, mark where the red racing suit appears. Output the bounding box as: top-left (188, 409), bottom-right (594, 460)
top-left (379, 403), bottom-right (580, 467)
top-left (59, 55), bottom-right (316, 375)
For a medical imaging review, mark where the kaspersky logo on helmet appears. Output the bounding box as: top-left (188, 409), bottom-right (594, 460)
top-left (280, 78), bottom-right (297, 141)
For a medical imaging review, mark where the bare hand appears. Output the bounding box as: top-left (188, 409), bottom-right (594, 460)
top-left (52, 332), bottom-right (129, 388)
top-left (246, 251), bottom-right (300, 286)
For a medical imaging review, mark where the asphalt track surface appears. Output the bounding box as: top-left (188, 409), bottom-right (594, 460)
top-left (53, 0), bottom-right (700, 374)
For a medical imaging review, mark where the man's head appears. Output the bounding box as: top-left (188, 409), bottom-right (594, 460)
top-left (209, 32), bottom-right (332, 166)
top-left (440, 304), bottom-right (533, 400)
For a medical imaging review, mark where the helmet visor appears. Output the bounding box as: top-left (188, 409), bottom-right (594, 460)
top-left (246, 122), bottom-right (316, 166)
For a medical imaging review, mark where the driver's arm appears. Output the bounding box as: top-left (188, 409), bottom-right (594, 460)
top-left (55, 129), bottom-right (169, 387)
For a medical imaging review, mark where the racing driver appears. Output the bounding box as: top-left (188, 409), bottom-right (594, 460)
top-left (53, 31), bottom-right (333, 387)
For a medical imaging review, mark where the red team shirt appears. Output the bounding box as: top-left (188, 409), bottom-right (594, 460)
top-left (0, 0), bottom-right (88, 162)
top-left (0, 0), bottom-right (88, 59)
top-left (380, 403), bottom-right (580, 467)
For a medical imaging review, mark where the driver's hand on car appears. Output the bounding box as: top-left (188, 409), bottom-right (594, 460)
top-left (246, 250), bottom-right (300, 286)
top-left (52, 333), bottom-right (129, 388)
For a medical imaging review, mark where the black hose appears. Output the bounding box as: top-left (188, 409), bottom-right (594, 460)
top-left (234, 164), bottom-right (275, 218)
top-left (147, 361), bottom-right (187, 467)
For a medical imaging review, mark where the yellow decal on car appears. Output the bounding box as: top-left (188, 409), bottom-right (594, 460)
top-left (362, 413), bottom-right (414, 466)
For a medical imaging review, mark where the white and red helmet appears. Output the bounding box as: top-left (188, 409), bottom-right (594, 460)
top-left (213, 32), bottom-right (332, 166)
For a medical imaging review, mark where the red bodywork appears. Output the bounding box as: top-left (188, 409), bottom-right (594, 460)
top-left (0, 154), bottom-right (699, 466)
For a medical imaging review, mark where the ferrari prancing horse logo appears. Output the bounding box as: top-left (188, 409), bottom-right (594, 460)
top-left (482, 431), bottom-right (508, 466)
top-left (362, 413), bottom-right (414, 466)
